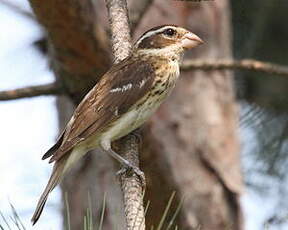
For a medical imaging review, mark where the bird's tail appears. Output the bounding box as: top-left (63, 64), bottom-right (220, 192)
top-left (31, 155), bottom-right (68, 225)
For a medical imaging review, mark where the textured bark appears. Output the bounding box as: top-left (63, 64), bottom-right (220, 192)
top-left (28, 0), bottom-right (243, 229)
top-left (105, 0), bottom-right (132, 63)
top-left (116, 134), bottom-right (145, 230)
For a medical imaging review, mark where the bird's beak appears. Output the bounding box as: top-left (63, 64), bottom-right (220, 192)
top-left (181, 32), bottom-right (204, 49)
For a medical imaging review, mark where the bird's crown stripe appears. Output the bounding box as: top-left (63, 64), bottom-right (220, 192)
top-left (135, 26), bottom-right (177, 47)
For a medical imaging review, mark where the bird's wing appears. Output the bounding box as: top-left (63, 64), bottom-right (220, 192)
top-left (47, 57), bottom-right (155, 163)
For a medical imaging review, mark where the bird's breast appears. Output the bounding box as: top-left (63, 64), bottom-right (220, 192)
top-left (98, 60), bottom-right (179, 143)
top-left (132, 62), bottom-right (180, 125)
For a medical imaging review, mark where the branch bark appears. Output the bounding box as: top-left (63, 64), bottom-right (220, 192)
top-left (0, 83), bottom-right (62, 101)
top-left (105, 0), bottom-right (145, 230)
top-left (181, 59), bottom-right (288, 76)
top-left (105, 0), bottom-right (132, 63)
top-left (115, 133), bottom-right (146, 230)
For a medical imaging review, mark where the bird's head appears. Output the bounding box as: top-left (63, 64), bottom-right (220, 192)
top-left (134, 25), bottom-right (203, 57)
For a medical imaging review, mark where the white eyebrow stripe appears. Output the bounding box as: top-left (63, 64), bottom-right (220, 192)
top-left (135, 26), bottom-right (177, 47)
top-left (110, 83), bottom-right (133, 93)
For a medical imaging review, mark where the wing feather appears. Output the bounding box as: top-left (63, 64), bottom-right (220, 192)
top-left (48, 57), bottom-right (155, 162)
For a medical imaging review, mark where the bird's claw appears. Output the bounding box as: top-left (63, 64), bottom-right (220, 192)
top-left (116, 165), bottom-right (146, 188)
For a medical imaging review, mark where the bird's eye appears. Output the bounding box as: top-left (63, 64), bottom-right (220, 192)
top-left (163, 28), bottom-right (176, 37)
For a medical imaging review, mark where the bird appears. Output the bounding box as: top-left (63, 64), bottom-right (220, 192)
top-left (31, 25), bottom-right (203, 224)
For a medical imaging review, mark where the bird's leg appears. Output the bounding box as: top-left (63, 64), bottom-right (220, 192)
top-left (100, 139), bottom-right (146, 187)
top-left (109, 148), bottom-right (145, 186)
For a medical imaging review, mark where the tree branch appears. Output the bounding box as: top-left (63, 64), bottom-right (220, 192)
top-left (105, 0), bottom-right (145, 230)
top-left (181, 59), bottom-right (288, 76)
top-left (105, 0), bottom-right (132, 64)
top-left (115, 132), bottom-right (145, 230)
top-left (0, 83), bottom-right (62, 101)
top-left (2, 59), bottom-right (286, 102)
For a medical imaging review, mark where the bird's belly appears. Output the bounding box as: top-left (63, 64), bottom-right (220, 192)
top-left (99, 109), bottom-right (140, 143)
top-left (81, 102), bottom-right (154, 150)
top-left (99, 108), bottom-right (154, 143)
top-left (101, 91), bottom-right (173, 143)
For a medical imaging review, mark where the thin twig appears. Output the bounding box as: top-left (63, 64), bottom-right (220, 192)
top-left (0, 83), bottom-right (62, 101)
top-left (181, 59), bottom-right (288, 76)
top-left (104, 0), bottom-right (145, 230)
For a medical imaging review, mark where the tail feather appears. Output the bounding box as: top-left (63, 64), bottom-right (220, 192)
top-left (31, 156), bottom-right (67, 225)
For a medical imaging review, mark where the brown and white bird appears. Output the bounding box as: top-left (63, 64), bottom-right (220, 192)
top-left (31, 25), bottom-right (203, 224)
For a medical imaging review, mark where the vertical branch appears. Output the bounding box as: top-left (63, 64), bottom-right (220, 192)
top-left (116, 133), bottom-right (146, 230)
top-left (105, 0), bottom-right (132, 63)
top-left (105, 0), bottom-right (145, 229)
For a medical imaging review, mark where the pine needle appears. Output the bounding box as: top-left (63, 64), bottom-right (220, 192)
top-left (167, 196), bottom-right (185, 230)
top-left (0, 211), bottom-right (12, 230)
top-left (65, 192), bottom-right (71, 230)
top-left (156, 191), bottom-right (176, 230)
top-left (98, 192), bottom-right (106, 230)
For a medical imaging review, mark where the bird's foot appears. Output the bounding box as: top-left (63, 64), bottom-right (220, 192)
top-left (100, 144), bottom-right (146, 187)
top-left (116, 163), bottom-right (146, 188)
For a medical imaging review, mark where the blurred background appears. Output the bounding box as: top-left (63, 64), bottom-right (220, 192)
top-left (0, 1), bottom-right (61, 229)
top-left (0, 0), bottom-right (288, 229)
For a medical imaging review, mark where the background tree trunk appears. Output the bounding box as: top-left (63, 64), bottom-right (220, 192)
top-left (28, 0), bottom-right (243, 229)
top-left (136, 1), bottom-right (243, 229)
